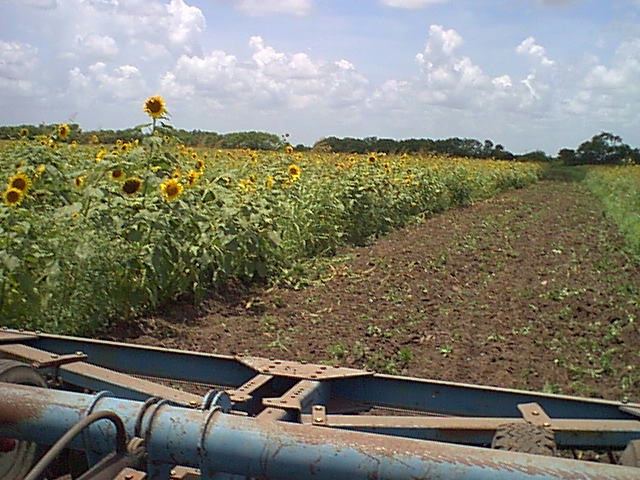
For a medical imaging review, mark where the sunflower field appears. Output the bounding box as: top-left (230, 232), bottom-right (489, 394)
top-left (0, 107), bottom-right (544, 335)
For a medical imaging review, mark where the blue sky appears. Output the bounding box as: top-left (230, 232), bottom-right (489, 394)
top-left (0, 0), bottom-right (639, 154)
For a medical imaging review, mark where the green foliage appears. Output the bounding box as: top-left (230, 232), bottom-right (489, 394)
top-left (583, 165), bottom-right (640, 257)
top-left (0, 137), bottom-right (543, 335)
top-left (560, 132), bottom-right (640, 166)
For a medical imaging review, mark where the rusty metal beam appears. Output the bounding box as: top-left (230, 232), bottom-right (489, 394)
top-left (0, 343), bottom-right (203, 407)
top-left (299, 413), bottom-right (640, 448)
top-left (2, 382), bottom-right (639, 480)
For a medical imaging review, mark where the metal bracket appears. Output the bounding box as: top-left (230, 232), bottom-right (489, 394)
top-left (518, 402), bottom-right (552, 428)
top-left (226, 373), bottom-right (273, 403)
top-left (237, 356), bottom-right (372, 380)
top-left (31, 351), bottom-right (88, 369)
top-left (262, 379), bottom-right (326, 410)
top-left (311, 405), bottom-right (327, 426)
top-left (169, 466), bottom-right (200, 479)
top-left (113, 467), bottom-right (147, 480)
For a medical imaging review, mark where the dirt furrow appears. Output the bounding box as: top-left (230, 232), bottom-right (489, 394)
top-left (109, 178), bottom-right (640, 401)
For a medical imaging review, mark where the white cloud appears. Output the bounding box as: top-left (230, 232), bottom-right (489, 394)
top-left (160, 36), bottom-right (368, 114)
top-left (516, 37), bottom-right (555, 66)
top-left (69, 62), bottom-right (148, 100)
top-left (166, 0), bottom-right (206, 52)
top-left (235, 0), bottom-right (313, 16)
top-left (5, 0), bottom-right (57, 8)
top-left (565, 39), bottom-right (640, 120)
top-left (0, 41), bottom-right (39, 95)
top-left (380, 0), bottom-right (449, 7)
top-left (76, 33), bottom-right (119, 58)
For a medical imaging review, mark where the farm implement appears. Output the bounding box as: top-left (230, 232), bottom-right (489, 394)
top-left (0, 328), bottom-right (639, 479)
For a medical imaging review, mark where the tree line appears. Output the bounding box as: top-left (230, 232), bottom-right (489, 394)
top-left (0, 123), bottom-right (636, 165)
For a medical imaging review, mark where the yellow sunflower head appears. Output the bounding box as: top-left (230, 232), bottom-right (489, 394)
top-left (96, 149), bottom-right (108, 162)
top-left (143, 95), bottom-right (168, 119)
top-left (172, 169), bottom-right (181, 179)
top-left (288, 164), bottom-right (301, 179)
top-left (8, 173), bottom-right (31, 193)
top-left (74, 175), bottom-right (87, 189)
top-left (3, 188), bottom-right (23, 207)
top-left (160, 178), bottom-right (183, 201)
top-left (194, 158), bottom-right (205, 171)
top-left (111, 168), bottom-right (125, 181)
top-left (265, 175), bottom-right (275, 189)
top-left (368, 154), bottom-right (377, 164)
top-left (58, 124), bottom-right (70, 140)
top-left (285, 145), bottom-right (294, 154)
top-left (122, 177), bottom-right (143, 196)
top-left (186, 170), bottom-right (200, 187)
top-left (19, 128), bottom-right (29, 137)
top-left (90, 134), bottom-right (100, 144)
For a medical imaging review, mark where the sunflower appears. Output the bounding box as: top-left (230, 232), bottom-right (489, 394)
top-left (3, 188), bottom-right (23, 207)
top-left (111, 168), bottom-right (125, 181)
top-left (34, 165), bottom-right (46, 178)
top-left (368, 154), bottom-right (377, 164)
top-left (143, 95), bottom-right (167, 119)
top-left (288, 164), bottom-right (301, 179)
top-left (285, 145), bottom-right (294, 154)
top-left (96, 150), bottom-right (107, 162)
top-left (160, 179), bottom-right (183, 201)
top-left (122, 177), bottom-right (143, 195)
top-left (265, 175), bottom-right (275, 189)
top-left (194, 158), bottom-right (205, 171)
top-left (172, 170), bottom-right (181, 179)
top-left (90, 134), bottom-right (100, 144)
top-left (19, 128), bottom-right (29, 137)
top-left (186, 170), bottom-right (200, 187)
top-left (8, 173), bottom-right (30, 193)
top-left (74, 175), bottom-right (86, 189)
top-left (58, 124), bottom-right (70, 140)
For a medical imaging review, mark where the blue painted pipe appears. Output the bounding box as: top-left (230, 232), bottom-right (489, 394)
top-left (0, 382), bottom-right (638, 480)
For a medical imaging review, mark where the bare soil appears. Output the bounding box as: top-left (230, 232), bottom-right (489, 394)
top-left (106, 176), bottom-right (640, 402)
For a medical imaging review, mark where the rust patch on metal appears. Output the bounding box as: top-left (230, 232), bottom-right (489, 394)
top-left (0, 329), bottom-right (39, 344)
top-left (237, 356), bottom-right (372, 380)
top-left (518, 402), bottom-right (552, 427)
top-left (226, 373), bottom-right (273, 403)
top-left (114, 467), bottom-right (147, 479)
top-left (169, 466), bottom-right (200, 479)
top-left (0, 383), bottom-right (41, 426)
top-left (220, 413), bottom-right (637, 480)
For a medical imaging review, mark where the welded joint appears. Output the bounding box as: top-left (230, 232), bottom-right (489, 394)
top-left (518, 402), bottom-right (552, 428)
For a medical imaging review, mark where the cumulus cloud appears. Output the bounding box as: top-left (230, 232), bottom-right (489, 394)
top-left (75, 34), bottom-right (119, 58)
top-left (564, 39), bottom-right (640, 120)
top-left (380, 0), bottom-right (449, 7)
top-left (412, 25), bottom-right (498, 108)
top-left (235, 0), bottom-right (313, 16)
top-left (516, 37), bottom-right (555, 66)
top-left (160, 36), bottom-right (368, 112)
top-left (0, 41), bottom-right (39, 95)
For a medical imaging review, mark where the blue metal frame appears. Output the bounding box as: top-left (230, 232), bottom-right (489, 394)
top-left (1, 328), bottom-right (639, 479)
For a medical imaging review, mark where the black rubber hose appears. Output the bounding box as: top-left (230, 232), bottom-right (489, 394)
top-left (23, 410), bottom-right (127, 480)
